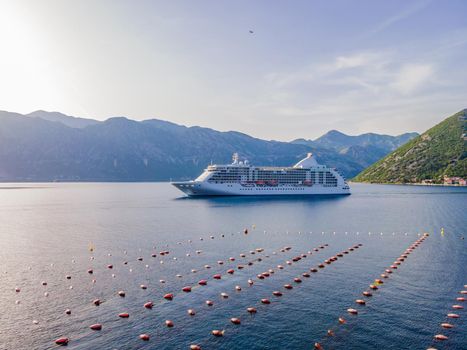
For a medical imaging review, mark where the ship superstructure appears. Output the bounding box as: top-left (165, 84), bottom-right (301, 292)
top-left (172, 153), bottom-right (350, 196)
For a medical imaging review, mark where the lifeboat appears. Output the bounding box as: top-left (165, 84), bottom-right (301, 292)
top-left (213, 274), bottom-right (222, 280)
top-left (206, 300), bottom-right (214, 306)
top-left (165, 320), bottom-right (174, 327)
top-left (284, 284), bottom-right (293, 290)
top-left (230, 318), bottom-right (241, 325)
top-left (188, 309), bottom-right (196, 316)
top-left (447, 313), bottom-right (459, 318)
top-left (118, 313), bottom-right (129, 318)
top-left (441, 323), bottom-right (454, 328)
top-left (144, 301), bottom-right (153, 309)
top-left (163, 293), bottom-right (174, 300)
top-left (261, 298), bottom-right (271, 304)
top-left (55, 338), bottom-right (69, 346)
top-left (90, 323), bottom-right (102, 330)
top-left (434, 334), bottom-right (448, 341)
top-left (212, 330), bottom-right (225, 337)
top-left (355, 299), bottom-right (366, 305)
top-left (347, 308), bottom-right (358, 315)
top-left (247, 307), bottom-right (257, 313)
top-left (182, 286), bottom-right (192, 292)
top-left (273, 291), bottom-right (283, 296)
top-left (139, 334), bottom-right (150, 341)
top-left (198, 280), bottom-right (208, 286)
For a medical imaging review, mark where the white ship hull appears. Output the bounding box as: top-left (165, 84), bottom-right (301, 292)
top-left (172, 181), bottom-right (350, 196)
top-left (172, 153), bottom-right (350, 197)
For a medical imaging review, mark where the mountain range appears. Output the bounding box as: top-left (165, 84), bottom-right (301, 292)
top-left (0, 110), bottom-right (418, 181)
top-left (354, 109), bottom-right (466, 183)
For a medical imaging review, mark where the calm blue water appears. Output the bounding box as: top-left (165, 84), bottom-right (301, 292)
top-left (0, 183), bottom-right (465, 350)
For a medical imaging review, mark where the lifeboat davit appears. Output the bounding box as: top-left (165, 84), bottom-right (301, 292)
top-left (139, 334), bottom-right (150, 341)
top-left (441, 323), bottom-right (454, 328)
top-left (434, 334), bottom-right (448, 341)
top-left (213, 274), bottom-right (222, 280)
top-left (165, 320), bottom-right (174, 327)
top-left (261, 298), bottom-right (271, 304)
top-left (163, 293), bottom-right (174, 300)
top-left (55, 338), bottom-right (69, 346)
top-left (247, 307), bottom-right (257, 313)
top-left (347, 308), bottom-right (358, 315)
top-left (230, 317), bottom-right (241, 324)
top-left (119, 313), bottom-right (129, 318)
top-left (182, 286), bottom-right (192, 292)
top-left (273, 291), bottom-right (283, 296)
top-left (144, 301), bottom-right (153, 309)
top-left (90, 323), bottom-right (102, 330)
top-left (212, 329), bottom-right (225, 337)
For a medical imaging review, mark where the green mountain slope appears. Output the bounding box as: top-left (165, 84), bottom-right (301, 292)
top-left (353, 109), bottom-right (467, 183)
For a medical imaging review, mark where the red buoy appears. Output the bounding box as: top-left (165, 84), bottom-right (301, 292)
top-left (90, 323), bottom-right (102, 331)
top-left (198, 279), bottom-right (207, 286)
top-left (213, 274), bottom-right (222, 280)
top-left (139, 334), bottom-right (150, 341)
top-left (119, 313), bottom-right (129, 318)
top-left (144, 301), bottom-right (153, 309)
top-left (227, 269), bottom-right (235, 274)
top-left (230, 317), bottom-right (241, 324)
top-left (55, 338), bottom-right (69, 346)
top-left (182, 286), bottom-right (192, 292)
top-left (163, 293), bottom-right (174, 300)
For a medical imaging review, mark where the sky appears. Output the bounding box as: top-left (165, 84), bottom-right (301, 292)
top-left (0, 0), bottom-right (466, 141)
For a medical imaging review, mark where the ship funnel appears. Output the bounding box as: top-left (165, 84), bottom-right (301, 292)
top-left (293, 153), bottom-right (319, 168)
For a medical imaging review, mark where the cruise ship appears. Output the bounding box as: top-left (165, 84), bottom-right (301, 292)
top-left (172, 153), bottom-right (350, 196)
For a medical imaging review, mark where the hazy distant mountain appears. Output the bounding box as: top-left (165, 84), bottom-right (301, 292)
top-left (0, 110), bottom-right (417, 181)
top-left (354, 110), bottom-right (466, 183)
top-left (26, 110), bottom-right (100, 128)
top-left (292, 130), bottom-right (418, 174)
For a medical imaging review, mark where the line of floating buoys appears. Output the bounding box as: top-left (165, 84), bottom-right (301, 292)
top-left (315, 234), bottom-right (428, 349)
top-left (427, 284), bottom-right (465, 349)
top-left (209, 244), bottom-right (363, 342)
